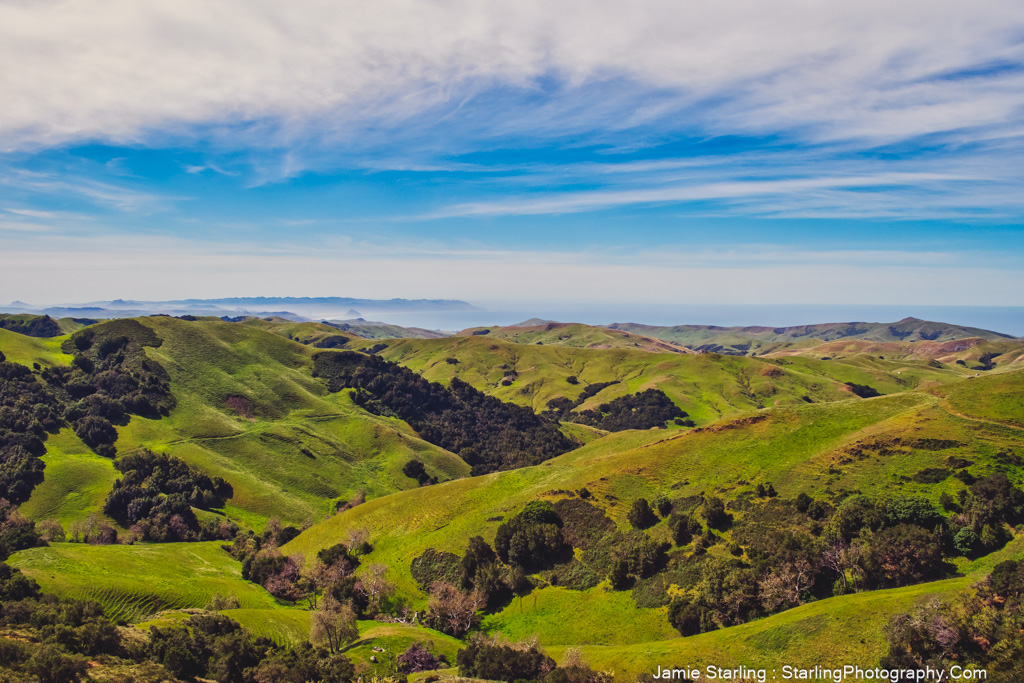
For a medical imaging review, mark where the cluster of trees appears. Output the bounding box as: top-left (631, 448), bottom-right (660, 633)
top-left (0, 501), bottom-right (44, 561)
top-left (409, 503), bottom-right (583, 635)
top-left (430, 472), bottom-right (1021, 643)
top-left (570, 389), bottom-right (687, 431)
top-left (458, 636), bottom-right (610, 683)
top-left (541, 381), bottom-right (618, 421)
top-left (845, 382), bottom-right (882, 398)
top-left (0, 355), bottom-right (62, 503)
top-left (597, 472), bottom-right (1023, 638)
top-left (882, 559), bottom-right (1024, 680)
top-left (229, 522), bottom-right (406, 639)
top-left (0, 319), bottom-right (180, 505)
top-left (0, 314), bottom-right (63, 338)
top-left (545, 387), bottom-right (687, 432)
top-left (48, 320), bottom-right (177, 457)
top-left (103, 450), bottom-right (234, 542)
top-left (312, 351), bottom-right (573, 474)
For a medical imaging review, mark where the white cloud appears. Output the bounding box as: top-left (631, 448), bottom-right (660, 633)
top-left (429, 171), bottom-right (978, 218)
top-left (1, 0), bottom-right (1022, 152)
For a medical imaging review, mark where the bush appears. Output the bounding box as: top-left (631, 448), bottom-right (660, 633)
top-left (627, 498), bottom-right (658, 530)
top-left (457, 636), bottom-right (556, 682)
top-left (953, 528), bottom-right (980, 556)
top-left (397, 642), bottom-right (446, 673)
top-left (702, 496), bottom-right (730, 530)
top-left (667, 597), bottom-right (705, 636)
top-left (402, 459), bottom-right (437, 486)
top-left (885, 496), bottom-right (945, 531)
top-left (494, 501), bottom-right (569, 571)
top-left (410, 548), bottom-right (462, 591)
top-left (863, 525), bottom-right (945, 588)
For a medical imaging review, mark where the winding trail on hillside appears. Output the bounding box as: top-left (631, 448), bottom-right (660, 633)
top-left (935, 397), bottom-right (1024, 432)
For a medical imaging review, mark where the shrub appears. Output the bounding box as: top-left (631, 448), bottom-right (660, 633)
top-left (627, 498), bottom-right (658, 530)
top-left (397, 642), bottom-right (446, 673)
top-left (494, 501), bottom-right (569, 571)
top-left (410, 548), bottom-right (462, 591)
top-left (863, 525), bottom-right (945, 588)
top-left (953, 528), bottom-right (980, 556)
top-left (457, 635), bottom-right (556, 681)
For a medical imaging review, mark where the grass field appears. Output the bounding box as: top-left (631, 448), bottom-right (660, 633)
top-left (8, 541), bottom-right (284, 624)
top-left (19, 429), bottom-right (120, 526)
top-left (456, 322), bottom-right (688, 354)
top-left (0, 327), bottom-right (72, 367)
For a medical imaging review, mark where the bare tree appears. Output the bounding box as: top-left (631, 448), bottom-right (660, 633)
top-left (822, 540), bottom-right (863, 594)
top-left (310, 595), bottom-right (359, 654)
top-left (759, 558), bottom-right (816, 612)
top-left (427, 581), bottom-right (486, 637)
top-left (356, 563), bottom-right (395, 616)
top-left (346, 526), bottom-right (370, 552)
top-left (265, 554), bottom-right (304, 603)
top-left (36, 519), bottom-right (65, 543)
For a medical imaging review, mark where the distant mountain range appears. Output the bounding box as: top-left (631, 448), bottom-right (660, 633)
top-left (1, 296), bottom-right (478, 323)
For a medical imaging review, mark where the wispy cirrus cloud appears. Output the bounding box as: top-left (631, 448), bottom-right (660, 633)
top-left (0, 170), bottom-right (187, 213)
top-left (1, 0), bottom-right (1023, 153)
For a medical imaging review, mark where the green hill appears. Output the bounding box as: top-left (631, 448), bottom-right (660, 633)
top-left (325, 318), bottom-right (450, 340)
top-left (374, 335), bottom-right (966, 421)
top-left (281, 372), bottom-right (1024, 676)
top-left (283, 376), bottom-right (1024, 584)
top-left (609, 316), bottom-right (1019, 355)
top-left (2, 317), bottom-right (470, 531)
top-left (457, 322), bottom-right (687, 354)
top-left (3, 315), bottom-right (1023, 681)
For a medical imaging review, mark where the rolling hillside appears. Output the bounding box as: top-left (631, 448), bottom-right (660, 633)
top-left (375, 334), bottom-right (969, 419)
top-left (2, 314), bottom-right (1022, 682)
top-left (281, 370), bottom-right (1024, 677)
top-left (456, 322), bottom-right (688, 354)
top-left (2, 317), bottom-right (470, 530)
top-left (609, 316), bottom-right (1019, 355)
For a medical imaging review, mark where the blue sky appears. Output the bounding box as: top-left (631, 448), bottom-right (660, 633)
top-left (1, 0), bottom-right (1023, 312)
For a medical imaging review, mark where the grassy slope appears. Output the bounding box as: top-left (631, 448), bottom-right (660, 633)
top-left (376, 336), bottom-right (964, 422)
top-left (456, 323), bottom-right (688, 354)
top-left (768, 338), bottom-right (1024, 371)
top-left (280, 375), bottom-right (1022, 677)
top-left (285, 378), bottom-right (1024, 596)
top-left (19, 429), bottom-right (119, 526)
top-left (4, 317), bottom-right (467, 529)
top-left (8, 542), bottom-right (283, 623)
top-left (237, 318), bottom-right (364, 346)
top-left (113, 317), bottom-right (470, 527)
top-left (325, 319), bottom-right (450, 340)
top-left (0, 327), bottom-right (72, 367)
top-left (564, 537), bottom-right (1023, 680)
top-left (933, 368), bottom-right (1024, 428)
